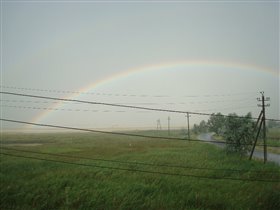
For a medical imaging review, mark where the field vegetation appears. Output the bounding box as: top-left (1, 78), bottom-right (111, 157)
top-left (193, 112), bottom-right (280, 155)
top-left (1, 131), bottom-right (279, 210)
top-left (211, 127), bottom-right (280, 155)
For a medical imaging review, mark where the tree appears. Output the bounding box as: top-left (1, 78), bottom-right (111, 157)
top-left (192, 124), bottom-right (200, 134)
top-left (224, 112), bottom-right (254, 155)
top-left (199, 120), bottom-right (208, 133)
top-left (207, 113), bottom-right (225, 135)
top-left (192, 121), bottom-right (208, 134)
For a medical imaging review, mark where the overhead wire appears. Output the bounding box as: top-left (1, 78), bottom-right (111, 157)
top-left (192, 105), bottom-right (257, 112)
top-left (1, 118), bottom-right (279, 148)
top-left (0, 104), bottom-right (149, 113)
top-left (1, 91), bottom-right (279, 122)
top-left (1, 104), bottom-right (260, 114)
top-left (1, 152), bottom-right (278, 183)
top-left (1, 147), bottom-right (278, 174)
top-left (267, 137), bottom-right (280, 140)
top-left (0, 104), bottom-right (258, 113)
top-left (0, 86), bottom-right (168, 98)
top-left (0, 85), bottom-right (257, 98)
top-left (0, 98), bottom-right (256, 105)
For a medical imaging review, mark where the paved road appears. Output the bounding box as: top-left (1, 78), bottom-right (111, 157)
top-left (197, 133), bottom-right (280, 165)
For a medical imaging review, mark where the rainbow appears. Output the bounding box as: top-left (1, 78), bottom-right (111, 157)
top-left (27, 60), bottom-right (278, 129)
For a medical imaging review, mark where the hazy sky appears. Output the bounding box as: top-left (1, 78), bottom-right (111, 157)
top-left (1, 0), bottom-right (279, 131)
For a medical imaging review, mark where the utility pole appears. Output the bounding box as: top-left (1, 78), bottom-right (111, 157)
top-left (157, 119), bottom-right (162, 131)
top-left (186, 112), bottom-right (190, 139)
top-left (168, 116), bottom-right (170, 136)
top-left (258, 92), bottom-right (270, 163)
top-left (249, 110), bottom-right (263, 160)
top-left (249, 92), bottom-right (270, 163)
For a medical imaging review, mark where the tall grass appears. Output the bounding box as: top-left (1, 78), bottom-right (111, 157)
top-left (1, 132), bottom-right (279, 210)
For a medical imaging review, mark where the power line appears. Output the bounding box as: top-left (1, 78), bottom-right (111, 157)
top-left (1, 118), bottom-right (279, 148)
top-left (193, 105), bottom-right (257, 112)
top-left (0, 104), bottom-right (149, 113)
top-left (1, 99), bottom-right (158, 106)
top-left (1, 102), bottom-right (258, 114)
top-left (1, 99), bottom-right (66, 104)
top-left (1, 152), bottom-right (278, 183)
top-left (1, 91), bottom-right (279, 122)
top-left (185, 92), bottom-right (257, 97)
top-left (0, 98), bottom-right (256, 106)
top-left (0, 85), bottom-right (167, 98)
top-left (0, 85), bottom-right (257, 98)
top-left (0, 91), bottom-right (197, 114)
top-left (2, 147), bottom-right (278, 174)
top-left (267, 137), bottom-right (280, 140)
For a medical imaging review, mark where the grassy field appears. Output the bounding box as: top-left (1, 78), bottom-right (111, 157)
top-left (267, 128), bottom-right (280, 152)
top-left (1, 131), bottom-right (280, 210)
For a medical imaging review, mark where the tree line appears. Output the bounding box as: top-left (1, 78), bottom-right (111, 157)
top-left (192, 112), bottom-right (279, 155)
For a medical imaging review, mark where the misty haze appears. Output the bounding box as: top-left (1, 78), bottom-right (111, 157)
top-left (1, 1), bottom-right (279, 209)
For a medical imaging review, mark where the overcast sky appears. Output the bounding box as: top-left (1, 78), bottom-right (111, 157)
top-left (1, 0), bottom-right (279, 131)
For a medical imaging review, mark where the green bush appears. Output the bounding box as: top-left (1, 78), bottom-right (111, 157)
top-left (224, 113), bottom-right (254, 155)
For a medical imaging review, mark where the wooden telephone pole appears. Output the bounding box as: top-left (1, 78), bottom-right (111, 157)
top-left (249, 92), bottom-right (270, 163)
top-left (157, 119), bottom-right (162, 131)
top-left (186, 112), bottom-right (190, 139)
top-left (168, 116), bottom-right (170, 136)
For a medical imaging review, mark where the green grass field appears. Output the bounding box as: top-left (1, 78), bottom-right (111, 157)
top-left (1, 131), bottom-right (279, 210)
top-left (267, 128), bottom-right (280, 150)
